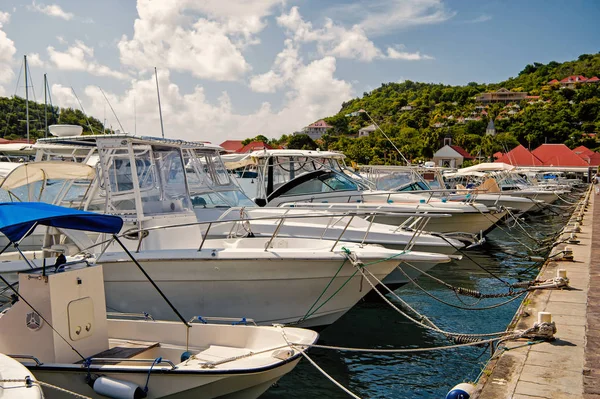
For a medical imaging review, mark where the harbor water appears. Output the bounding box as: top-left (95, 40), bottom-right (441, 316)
top-left (263, 209), bottom-right (570, 398)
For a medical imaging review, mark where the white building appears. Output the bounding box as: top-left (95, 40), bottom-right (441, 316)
top-left (358, 124), bottom-right (377, 137)
top-left (486, 119), bottom-right (496, 136)
top-left (297, 119), bottom-right (333, 140)
top-left (432, 144), bottom-right (474, 168)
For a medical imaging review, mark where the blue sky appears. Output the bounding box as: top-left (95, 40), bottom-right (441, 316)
top-left (0, 0), bottom-right (597, 143)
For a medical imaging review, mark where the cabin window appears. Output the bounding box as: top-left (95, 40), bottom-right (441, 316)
top-left (143, 147), bottom-right (191, 214)
top-left (283, 173), bottom-right (359, 196)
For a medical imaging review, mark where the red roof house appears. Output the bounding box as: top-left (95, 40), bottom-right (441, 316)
top-left (219, 140), bottom-right (244, 153)
top-left (236, 141), bottom-right (277, 154)
top-left (573, 145), bottom-right (594, 157)
top-left (587, 76), bottom-right (600, 83)
top-left (495, 144), bottom-right (543, 166)
top-left (449, 145), bottom-right (474, 160)
top-left (531, 144), bottom-right (589, 167)
top-left (588, 153), bottom-right (600, 167)
top-left (0, 138), bottom-right (33, 144)
top-left (548, 79), bottom-right (559, 85)
top-left (573, 145), bottom-right (600, 166)
top-left (560, 75), bottom-right (588, 84)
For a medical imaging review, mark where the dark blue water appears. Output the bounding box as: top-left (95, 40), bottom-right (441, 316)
top-left (263, 209), bottom-right (571, 398)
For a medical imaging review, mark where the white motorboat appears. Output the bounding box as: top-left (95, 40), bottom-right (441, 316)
top-left (11, 136), bottom-right (454, 328)
top-left (451, 163), bottom-right (570, 205)
top-left (0, 353), bottom-right (44, 399)
top-left (0, 161), bottom-right (97, 251)
top-left (0, 205), bottom-right (319, 399)
top-left (98, 236), bottom-right (452, 326)
top-left (360, 165), bottom-right (544, 214)
top-left (225, 150), bottom-right (506, 235)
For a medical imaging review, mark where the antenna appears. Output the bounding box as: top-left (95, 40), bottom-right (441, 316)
top-left (134, 94), bottom-right (137, 136)
top-left (155, 67), bottom-right (165, 138)
top-left (98, 86), bottom-right (125, 134)
top-left (43, 74), bottom-right (48, 138)
top-left (24, 55), bottom-right (29, 143)
top-left (71, 87), bottom-right (95, 134)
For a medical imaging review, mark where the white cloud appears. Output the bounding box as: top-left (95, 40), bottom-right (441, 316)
top-left (387, 47), bottom-right (433, 61)
top-left (53, 60), bottom-right (352, 143)
top-left (468, 14), bottom-right (492, 23)
top-left (249, 39), bottom-right (301, 93)
top-left (276, 7), bottom-right (432, 62)
top-left (328, 0), bottom-right (455, 36)
top-left (47, 40), bottom-right (129, 80)
top-left (27, 53), bottom-right (44, 67)
top-left (27, 1), bottom-right (74, 20)
top-left (362, 0), bottom-right (455, 35)
top-left (118, 0), bottom-right (283, 81)
top-left (0, 11), bottom-right (15, 85)
top-left (0, 11), bottom-right (10, 26)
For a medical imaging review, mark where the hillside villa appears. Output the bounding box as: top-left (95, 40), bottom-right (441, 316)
top-left (475, 88), bottom-right (528, 104)
top-left (549, 75), bottom-right (600, 89)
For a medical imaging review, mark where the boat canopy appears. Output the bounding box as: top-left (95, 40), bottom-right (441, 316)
top-left (0, 161), bottom-right (95, 190)
top-left (454, 162), bottom-right (515, 175)
top-left (0, 162), bottom-right (20, 179)
top-left (222, 153), bottom-right (254, 169)
top-left (444, 171), bottom-right (487, 178)
top-left (0, 202), bottom-right (123, 242)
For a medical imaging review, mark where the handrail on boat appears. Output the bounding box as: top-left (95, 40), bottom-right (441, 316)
top-left (107, 311), bottom-right (155, 321)
top-left (73, 210), bottom-right (453, 255)
top-left (8, 354), bottom-right (42, 365)
top-left (87, 357), bottom-right (177, 369)
top-left (187, 316), bottom-right (258, 326)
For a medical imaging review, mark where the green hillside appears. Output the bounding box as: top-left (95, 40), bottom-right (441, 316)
top-left (258, 52), bottom-right (600, 165)
top-left (0, 96), bottom-right (107, 141)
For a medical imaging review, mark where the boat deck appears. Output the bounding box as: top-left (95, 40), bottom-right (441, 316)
top-left (78, 339), bottom-right (159, 362)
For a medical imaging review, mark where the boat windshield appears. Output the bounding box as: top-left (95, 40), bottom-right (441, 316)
top-left (97, 141), bottom-right (192, 216)
top-left (270, 170), bottom-right (360, 199)
top-left (184, 148), bottom-right (256, 208)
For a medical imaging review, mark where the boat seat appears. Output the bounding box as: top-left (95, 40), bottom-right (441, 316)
top-left (193, 345), bottom-right (251, 363)
top-left (79, 339), bottom-right (159, 362)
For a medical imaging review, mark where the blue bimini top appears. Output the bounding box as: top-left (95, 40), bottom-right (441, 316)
top-left (0, 202), bottom-right (123, 243)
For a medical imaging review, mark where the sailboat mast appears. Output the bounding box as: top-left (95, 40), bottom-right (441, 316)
top-left (24, 55), bottom-right (29, 143)
top-left (44, 73), bottom-right (48, 138)
top-left (155, 67), bottom-right (165, 139)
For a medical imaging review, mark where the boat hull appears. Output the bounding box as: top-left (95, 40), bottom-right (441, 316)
top-left (449, 194), bottom-right (541, 214)
top-left (372, 209), bottom-right (506, 235)
top-left (98, 250), bottom-right (403, 328)
top-left (32, 360), bottom-right (300, 399)
top-left (501, 190), bottom-right (560, 204)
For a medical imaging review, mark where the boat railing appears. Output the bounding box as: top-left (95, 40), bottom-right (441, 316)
top-left (107, 312), bottom-right (155, 321)
top-left (8, 354), bottom-right (42, 365)
top-left (207, 208), bottom-right (450, 252)
top-left (188, 316), bottom-right (258, 326)
top-left (273, 187), bottom-right (489, 206)
top-left (87, 357), bottom-right (177, 369)
top-left (89, 210), bottom-right (451, 255)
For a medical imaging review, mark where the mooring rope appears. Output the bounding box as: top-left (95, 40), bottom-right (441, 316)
top-left (401, 262), bottom-right (527, 299)
top-left (397, 265), bottom-right (528, 311)
top-left (343, 254), bottom-right (512, 339)
top-left (0, 378), bottom-right (91, 399)
top-left (436, 235), bottom-right (515, 288)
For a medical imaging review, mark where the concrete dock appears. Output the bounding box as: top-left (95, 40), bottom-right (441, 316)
top-left (474, 188), bottom-right (596, 399)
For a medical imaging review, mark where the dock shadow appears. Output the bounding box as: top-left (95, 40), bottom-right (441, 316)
top-left (560, 286), bottom-right (584, 291)
top-left (549, 338), bottom-right (578, 347)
